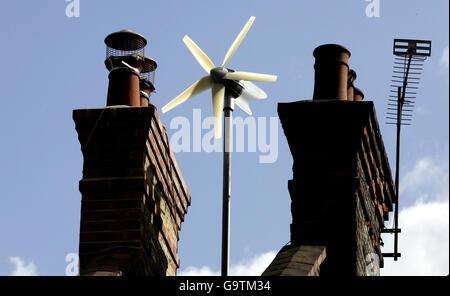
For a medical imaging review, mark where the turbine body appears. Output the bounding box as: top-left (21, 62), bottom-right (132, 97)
top-left (210, 67), bottom-right (230, 83)
top-left (161, 16), bottom-right (277, 276)
top-left (210, 67), bottom-right (244, 99)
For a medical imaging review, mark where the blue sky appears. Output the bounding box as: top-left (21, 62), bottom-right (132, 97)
top-left (0, 0), bottom-right (448, 276)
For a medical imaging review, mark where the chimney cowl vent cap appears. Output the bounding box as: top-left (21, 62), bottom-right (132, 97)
top-left (141, 56), bottom-right (158, 73)
top-left (104, 30), bottom-right (147, 51)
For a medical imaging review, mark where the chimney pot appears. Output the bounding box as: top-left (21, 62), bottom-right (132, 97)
top-left (347, 69), bottom-right (357, 101)
top-left (140, 91), bottom-right (150, 107)
top-left (353, 87), bottom-right (365, 101)
top-left (106, 66), bottom-right (141, 106)
top-left (139, 79), bottom-right (154, 107)
top-left (312, 44), bottom-right (351, 101)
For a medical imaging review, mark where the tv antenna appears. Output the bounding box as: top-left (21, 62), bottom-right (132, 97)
top-left (382, 39), bottom-right (431, 261)
top-left (161, 16), bottom-right (277, 275)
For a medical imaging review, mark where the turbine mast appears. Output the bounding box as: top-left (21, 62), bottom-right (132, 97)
top-left (221, 91), bottom-right (234, 276)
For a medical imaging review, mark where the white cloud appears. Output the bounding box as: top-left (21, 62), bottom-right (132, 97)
top-left (9, 257), bottom-right (38, 276)
top-left (178, 250), bottom-right (277, 276)
top-left (180, 155), bottom-right (449, 277)
top-left (229, 251), bottom-right (277, 276)
top-left (400, 156), bottom-right (449, 204)
top-left (382, 200), bottom-right (449, 275)
top-left (440, 46), bottom-right (449, 69)
top-left (178, 265), bottom-right (219, 276)
top-left (382, 155), bottom-right (449, 275)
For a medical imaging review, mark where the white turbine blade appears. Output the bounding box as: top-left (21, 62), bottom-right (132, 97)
top-left (234, 97), bottom-right (252, 115)
top-left (224, 71), bottom-right (277, 82)
top-left (161, 76), bottom-right (211, 113)
top-left (239, 80), bottom-right (267, 99)
top-left (212, 83), bottom-right (225, 139)
top-left (221, 16), bottom-right (256, 67)
top-left (234, 81), bottom-right (268, 115)
top-left (183, 35), bottom-right (216, 73)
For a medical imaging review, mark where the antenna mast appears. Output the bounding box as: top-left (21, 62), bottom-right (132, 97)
top-left (382, 39), bottom-right (431, 261)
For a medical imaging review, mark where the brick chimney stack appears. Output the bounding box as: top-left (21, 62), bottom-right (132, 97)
top-left (263, 44), bottom-right (394, 276)
top-left (73, 105), bottom-right (190, 276)
top-left (73, 31), bottom-right (190, 276)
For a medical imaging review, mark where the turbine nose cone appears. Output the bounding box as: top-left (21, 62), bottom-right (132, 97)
top-left (210, 67), bottom-right (228, 83)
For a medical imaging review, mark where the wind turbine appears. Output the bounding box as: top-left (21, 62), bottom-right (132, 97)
top-left (161, 16), bottom-right (277, 276)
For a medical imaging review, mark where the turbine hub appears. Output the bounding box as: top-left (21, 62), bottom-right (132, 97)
top-left (210, 67), bottom-right (232, 83)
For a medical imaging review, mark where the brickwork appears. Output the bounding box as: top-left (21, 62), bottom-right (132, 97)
top-left (73, 105), bottom-right (190, 276)
top-left (262, 246), bottom-right (326, 276)
top-left (275, 100), bottom-right (394, 276)
top-left (354, 111), bottom-right (395, 275)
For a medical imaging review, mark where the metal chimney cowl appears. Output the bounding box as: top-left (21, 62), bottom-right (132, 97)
top-left (139, 56), bottom-right (157, 107)
top-left (104, 30), bottom-right (148, 107)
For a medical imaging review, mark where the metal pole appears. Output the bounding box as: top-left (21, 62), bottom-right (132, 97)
top-left (394, 86), bottom-right (402, 261)
top-left (221, 93), bottom-right (233, 276)
top-left (394, 54), bottom-right (411, 261)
